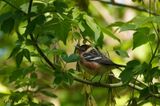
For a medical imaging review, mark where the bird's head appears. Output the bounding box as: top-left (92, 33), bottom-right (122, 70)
top-left (75, 44), bottom-right (91, 53)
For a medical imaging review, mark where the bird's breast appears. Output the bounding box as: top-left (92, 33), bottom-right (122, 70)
top-left (80, 61), bottom-right (108, 75)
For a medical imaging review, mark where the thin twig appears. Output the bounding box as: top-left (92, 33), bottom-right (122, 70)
top-left (149, 23), bottom-right (160, 65)
top-left (92, 0), bottom-right (159, 16)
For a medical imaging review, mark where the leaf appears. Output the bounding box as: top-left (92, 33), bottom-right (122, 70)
top-left (132, 62), bottom-right (148, 75)
top-left (24, 21), bottom-right (36, 36)
top-left (120, 23), bottom-right (136, 31)
top-left (32, 15), bottom-right (46, 25)
top-left (79, 19), bottom-right (95, 40)
top-left (120, 60), bottom-right (140, 83)
top-left (22, 49), bottom-right (31, 62)
top-left (83, 15), bottom-right (101, 41)
top-left (25, 39), bottom-right (33, 45)
top-left (9, 69), bottom-right (22, 82)
top-left (54, 75), bottom-right (63, 85)
top-left (16, 51), bottom-right (24, 67)
top-left (115, 49), bottom-right (129, 57)
top-left (119, 67), bottom-right (133, 84)
top-left (144, 67), bottom-right (158, 82)
top-left (24, 15), bottom-right (46, 36)
top-left (30, 72), bottom-right (37, 80)
top-left (108, 21), bottom-right (125, 27)
top-left (53, 1), bottom-right (68, 13)
top-left (42, 17), bottom-right (71, 44)
top-left (95, 32), bottom-right (104, 48)
top-left (22, 65), bottom-right (35, 77)
top-left (139, 87), bottom-right (150, 99)
top-left (8, 45), bottom-right (21, 58)
top-left (101, 27), bottom-right (120, 42)
top-left (61, 53), bottom-right (80, 63)
top-left (133, 27), bottom-right (150, 49)
top-left (9, 91), bottom-right (25, 102)
top-left (41, 90), bottom-right (57, 98)
top-left (1, 17), bottom-right (15, 33)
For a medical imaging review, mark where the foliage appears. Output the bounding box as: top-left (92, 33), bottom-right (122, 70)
top-left (0, 0), bottom-right (160, 106)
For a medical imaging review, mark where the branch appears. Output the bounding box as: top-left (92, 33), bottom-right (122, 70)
top-left (92, 0), bottom-right (159, 16)
top-left (27, 0), bottom-right (56, 70)
top-left (73, 76), bottom-right (160, 98)
top-left (2, 0), bottom-right (27, 15)
top-left (73, 76), bottom-right (142, 91)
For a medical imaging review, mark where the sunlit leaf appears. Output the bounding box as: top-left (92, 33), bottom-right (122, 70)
top-left (101, 27), bottom-right (120, 42)
top-left (133, 27), bottom-right (150, 49)
top-left (115, 49), bottom-right (129, 57)
top-left (96, 32), bottom-right (104, 48)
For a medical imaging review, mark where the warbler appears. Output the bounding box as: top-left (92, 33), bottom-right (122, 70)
top-left (76, 44), bottom-right (125, 76)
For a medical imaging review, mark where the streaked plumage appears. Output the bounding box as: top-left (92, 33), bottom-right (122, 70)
top-left (76, 44), bottom-right (125, 75)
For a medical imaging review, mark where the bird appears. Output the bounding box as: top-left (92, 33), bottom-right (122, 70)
top-left (75, 44), bottom-right (125, 76)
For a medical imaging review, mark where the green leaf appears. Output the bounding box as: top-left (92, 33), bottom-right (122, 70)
top-left (96, 32), bottom-right (104, 48)
top-left (25, 39), bottom-right (33, 45)
top-left (144, 67), bottom-right (158, 82)
top-left (79, 19), bottom-right (95, 40)
top-left (108, 21), bottom-right (125, 27)
top-left (1, 17), bottom-right (15, 33)
top-left (120, 23), bottom-right (136, 31)
top-left (22, 49), bottom-right (31, 62)
top-left (9, 69), bottom-right (23, 82)
top-left (115, 49), bottom-right (129, 57)
top-left (42, 17), bottom-right (71, 44)
top-left (101, 27), bottom-right (120, 42)
top-left (8, 45), bottom-right (21, 58)
top-left (83, 15), bottom-right (101, 41)
top-left (41, 90), bottom-right (57, 98)
top-left (119, 67), bottom-right (133, 84)
top-left (52, 49), bottom-right (65, 55)
top-left (54, 75), bottom-right (63, 84)
top-left (133, 27), bottom-right (150, 49)
top-left (32, 15), bottom-right (46, 25)
top-left (132, 62), bottom-right (148, 75)
top-left (30, 72), bottom-right (37, 80)
top-left (62, 53), bottom-right (80, 63)
top-left (139, 87), bottom-right (150, 99)
top-left (22, 65), bottom-right (35, 77)
top-left (120, 60), bottom-right (140, 83)
top-left (24, 15), bottom-right (46, 36)
top-left (24, 21), bottom-right (36, 36)
top-left (53, 1), bottom-right (68, 13)
top-left (9, 91), bottom-right (25, 102)
top-left (148, 33), bottom-right (155, 42)
top-left (16, 51), bottom-right (24, 67)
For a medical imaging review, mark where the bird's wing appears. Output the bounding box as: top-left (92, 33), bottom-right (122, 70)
top-left (83, 49), bottom-right (116, 66)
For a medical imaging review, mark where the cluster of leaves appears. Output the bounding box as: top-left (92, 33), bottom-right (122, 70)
top-left (110, 15), bottom-right (160, 105)
top-left (0, 0), bottom-right (160, 106)
top-left (0, 0), bottom-right (111, 105)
